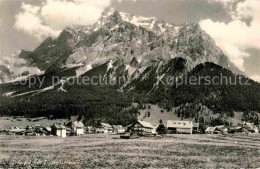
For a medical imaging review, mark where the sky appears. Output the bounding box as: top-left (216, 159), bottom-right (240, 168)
top-left (0, 0), bottom-right (260, 81)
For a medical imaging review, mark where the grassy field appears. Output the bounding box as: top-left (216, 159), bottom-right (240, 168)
top-left (0, 134), bottom-right (259, 168)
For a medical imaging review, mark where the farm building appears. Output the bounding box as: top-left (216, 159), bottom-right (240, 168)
top-left (215, 125), bottom-right (228, 134)
top-left (228, 126), bottom-right (243, 133)
top-left (51, 124), bottom-right (66, 137)
top-left (95, 127), bottom-right (105, 133)
top-left (101, 123), bottom-right (113, 133)
top-left (72, 121), bottom-right (84, 135)
top-left (9, 127), bottom-right (25, 135)
top-left (25, 128), bottom-right (35, 136)
top-left (206, 126), bottom-right (228, 134)
top-left (112, 125), bottom-right (125, 134)
top-left (34, 126), bottom-right (48, 136)
top-left (167, 120), bottom-right (193, 134)
top-left (43, 127), bottom-right (52, 135)
top-left (128, 120), bottom-right (156, 135)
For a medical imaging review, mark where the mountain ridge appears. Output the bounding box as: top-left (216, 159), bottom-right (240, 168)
top-left (1, 8), bottom-right (243, 84)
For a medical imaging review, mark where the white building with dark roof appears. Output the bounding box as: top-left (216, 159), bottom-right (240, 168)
top-left (166, 120), bottom-right (193, 134)
top-left (128, 120), bottom-right (156, 135)
top-left (72, 121), bottom-right (84, 135)
top-left (51, 124), bottom-right (66, 137)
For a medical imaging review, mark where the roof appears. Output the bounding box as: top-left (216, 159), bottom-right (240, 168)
top-left (112, 125), bottom-right (124, 129)
top-left (245, 123), bottom-right (254, 127)
top-left (215, 125), bottom-right (225, 129)
top-left (229, 126), bottom-right (242, 131)
top-left (52, 124), bottom-right (66, 129)
top-left (166, 120), bottom-right (193, 128)
top-left (44, 127), bottom-right (51, 132)
top-left (137, 120), bottom-right (154, 129)
top-left (10, 128), bottom-right (25, 133)
top-left (73, 121), bottom-right (84, 128)
top-left (205, 127), bottom-right (216, 132)
top-left (101, 123), bottom-right (112, 128)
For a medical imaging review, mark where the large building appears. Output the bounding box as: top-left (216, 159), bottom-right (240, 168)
top-left (166, 120), bottom-right (194, 134)
top-left (128, 120), bottom-right (156, 135)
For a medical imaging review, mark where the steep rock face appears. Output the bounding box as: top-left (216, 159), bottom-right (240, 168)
top-left (52, 9), bottom-right (243, 75)
top-left (0, 50), bottom-right (42, 83)
top-left (173, 23), bottom-right (228, 69)
top-left (0, 8), bottom-right (242, 83)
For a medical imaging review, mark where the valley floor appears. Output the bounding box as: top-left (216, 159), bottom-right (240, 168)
top-left (0, 134), bottom-right (259, 168)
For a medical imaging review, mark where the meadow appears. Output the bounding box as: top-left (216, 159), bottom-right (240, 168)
top-left (0, 134), bottom-right (259, 168)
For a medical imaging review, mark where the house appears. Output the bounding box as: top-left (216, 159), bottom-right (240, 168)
top-left (101, 123), bottom-right (113, 133)
top-left (51, 124), bottom-right (66, 137)
top-left (72, 121), bottom-right (84, 135)
top-left (25, 128), bottom-right (35, 136)
top-left (128, 120), bottom-right (156, 135)
top-left (43, 127), bottom-right (52, 135)
top-left (9, 127), bottom-right (26, 135)
top-left (112, 125), bottom-right (125, 134)
top-left (205, 127), bottom-right (216, 134)
top-left (243, 122), bottom-right (259, 133)
top-left (166, 120), bottom-right (193, 134)
top-left (35, 128), bottom-right (47, 136)
top-left (215, 125), bottom-right (228, 134)
top-left (228, 126), bottom-right (242, 133)
top-left (95, 127), bottom-right (105, 133)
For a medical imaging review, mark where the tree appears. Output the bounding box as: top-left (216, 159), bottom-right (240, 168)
top-left (156, 120), bottom-right (167, 135)
top-left (68, 115), bottom-right (71, 121)
top-left (77, 114), bottom-right (83, 121)
top-left (199, 116), bottom-right (204, 125)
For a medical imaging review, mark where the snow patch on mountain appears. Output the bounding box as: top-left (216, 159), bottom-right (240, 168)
top-left (76, 64), bottom-right (92, 77)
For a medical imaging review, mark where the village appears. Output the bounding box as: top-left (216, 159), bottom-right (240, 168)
top-left (0, 116), bottom-right (260, 168)
top-left (0, 116), bottom-right (259, 138)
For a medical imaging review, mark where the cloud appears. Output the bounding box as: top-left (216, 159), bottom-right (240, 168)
top-left (200, 0), bottom-right (260, 73)
top-left (250, 75), bottom-right (260, 82)
top-left (15, 3), bottom-right (60, 40)
top-left (14, 0), bottom-right (111, 40)
top-left (209, 0), bottom-right (239, 6)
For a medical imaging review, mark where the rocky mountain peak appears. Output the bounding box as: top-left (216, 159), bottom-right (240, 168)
top-left (0, 9), bottom-right (244, 84)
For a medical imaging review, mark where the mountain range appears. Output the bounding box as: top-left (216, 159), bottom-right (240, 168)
top-left (0, 9), bottom-right (259, 125)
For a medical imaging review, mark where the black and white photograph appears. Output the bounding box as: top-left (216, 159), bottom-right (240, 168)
top-left (0, 0), bottom-right (260, 168)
